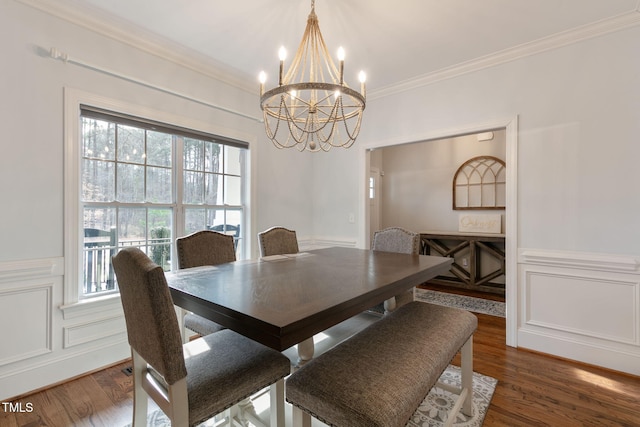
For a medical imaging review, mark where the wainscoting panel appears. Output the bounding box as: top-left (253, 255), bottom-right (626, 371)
top-left (63, 315), bottom-right (127, 348)
top-left (518, 249), bottom-right (640, 375)
top-left (524, 271), bottom-right (638, 344)
top-left (0, 257), bottom-right (130, 400)
top-left (0, 284), bottom-right (53, 366)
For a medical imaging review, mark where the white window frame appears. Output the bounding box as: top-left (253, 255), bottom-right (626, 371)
top-left (62, 88), bottom-right (254, 316)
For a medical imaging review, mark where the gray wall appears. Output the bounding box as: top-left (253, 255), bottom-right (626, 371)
top-left (378, 130), bottom-right (506, 232)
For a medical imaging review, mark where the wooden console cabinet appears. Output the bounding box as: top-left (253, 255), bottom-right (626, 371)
top-left (420, 231), bottom-right (505, 295)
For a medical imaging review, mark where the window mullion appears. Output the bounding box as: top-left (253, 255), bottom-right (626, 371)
top-left (174, 136), bottom-right (185, 267)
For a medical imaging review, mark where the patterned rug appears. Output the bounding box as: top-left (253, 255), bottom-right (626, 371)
top-left (408, 365), bottom-right (497, 427)
top-left (415, 289), bottom-right (506, 318)
top-left (129, 365), bottom-right (497, 427)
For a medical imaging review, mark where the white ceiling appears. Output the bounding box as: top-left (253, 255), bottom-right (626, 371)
top-left (46, 0), bottom-right (639, 92)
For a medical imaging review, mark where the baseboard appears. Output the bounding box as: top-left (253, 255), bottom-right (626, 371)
top-left (298, 236), bottom-right (358, 251)
top-left (1, 338), bottom-right (130, 401)
top-left (518, 328), bottom-right (640, 376)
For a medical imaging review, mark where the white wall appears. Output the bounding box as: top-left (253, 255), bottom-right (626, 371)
top-left (313, 24), bottom-right (640, 373)
top-left (345, 26), bottom-right (640, 254)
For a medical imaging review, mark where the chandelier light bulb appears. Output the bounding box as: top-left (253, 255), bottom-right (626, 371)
top-left (359, 70), bottom-right (366, 96)
top-left (279, 46), bottom-right (287, 61)
top-left (337, 46), bottom-right (345, 84)
top-left (278, 47), bottom-right (287, 85)
top-left (259, 71), bottom-right (267, 95)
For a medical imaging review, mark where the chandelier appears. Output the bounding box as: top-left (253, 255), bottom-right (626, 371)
top-left (259, 0), bottom-right (366, 152)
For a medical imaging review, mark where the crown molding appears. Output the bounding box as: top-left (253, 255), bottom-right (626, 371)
top-left (369, 9), bottom-right (640, 100)
top-left (17, 1), bottom-right (640, 100)
top-left (16, 0), bottom-right (256, 94)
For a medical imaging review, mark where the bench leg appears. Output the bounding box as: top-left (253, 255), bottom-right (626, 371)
top-left (440, 335), bottom-right (474, 427)
top-left (460, 335), bottom-right (473, 416)
top-left (292, 406), bottom-right (312, 427)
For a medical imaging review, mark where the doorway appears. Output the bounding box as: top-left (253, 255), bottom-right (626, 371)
top-left (359, 117), bottom-right (518, 346)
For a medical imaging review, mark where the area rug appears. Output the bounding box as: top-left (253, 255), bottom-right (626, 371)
top-left (127, 365), bottom-right (497, 427)
top-left (408, 365), bottom-right (497, 427)
top-left (415, 289), bottom-right (506, 318)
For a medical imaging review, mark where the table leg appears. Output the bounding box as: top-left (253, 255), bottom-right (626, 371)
top-left (296, 337), bottom-right (314, 367)
top-left (383, 296), bottom-right (397, 315)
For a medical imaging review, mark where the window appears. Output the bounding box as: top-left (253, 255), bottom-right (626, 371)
top-left (369, 176), bottom-right (375, 199)
top-left (79, 106), bottom-right (247, 298)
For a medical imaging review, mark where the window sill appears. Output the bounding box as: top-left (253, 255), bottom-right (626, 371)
top-left (60, 293), bottom-right (123, 320)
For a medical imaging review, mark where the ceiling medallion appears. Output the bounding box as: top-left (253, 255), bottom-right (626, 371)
top-left (259, 0), bottom-right (366, 152)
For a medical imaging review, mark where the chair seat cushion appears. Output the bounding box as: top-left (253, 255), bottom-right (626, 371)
top-left (184, 313), bottom-right (226, 336)
top-left (184, 329), bottom-right (291, 426)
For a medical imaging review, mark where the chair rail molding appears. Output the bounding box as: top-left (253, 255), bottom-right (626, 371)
top-left (519, 248), bottom-right (640, 273)
top-left (0, 257), bottom-right (63, 283)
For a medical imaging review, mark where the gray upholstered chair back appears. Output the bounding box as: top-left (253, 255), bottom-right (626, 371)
top-left (258, 226), bottom-right (299, 256)
top-left (112, 247), bottom-right (187, 385)
top-left (176, 230), bottom-right (236, 269)
top-left (372, 227), bottom-right (420, 255)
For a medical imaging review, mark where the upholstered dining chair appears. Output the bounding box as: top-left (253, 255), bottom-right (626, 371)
top-left (258, 226), bottom-right (299, 257)
top-left (371, 227), bottom-right (421, 314)
top-left (176, 230), bottom-right (236, 340)
top-left (112, 247), bottom-right (290, 427)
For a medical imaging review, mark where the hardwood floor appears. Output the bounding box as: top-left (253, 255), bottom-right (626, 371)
top-left (3, 288), bottom-right (639, 426)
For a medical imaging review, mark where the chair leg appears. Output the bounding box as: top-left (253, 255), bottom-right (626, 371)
top-left (179, 307), bottom-right (189, 344)
top-left (292, 406), bottom-right (312, 427)
top-left (167, 377), bottom-right (189, 427)
top-left (270, 379), bottom-right (285, 427)
top-left (131, 350), bottom-right (148, 427)
top-left (460, 335), bottom-right (474, 416)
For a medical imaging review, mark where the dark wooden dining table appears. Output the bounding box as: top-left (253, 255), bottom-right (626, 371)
top-left (166, 247), bottom-right (452, 361)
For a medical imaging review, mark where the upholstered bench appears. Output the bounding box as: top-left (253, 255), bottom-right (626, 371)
top-left (285, 301), bottom-right (478, 427)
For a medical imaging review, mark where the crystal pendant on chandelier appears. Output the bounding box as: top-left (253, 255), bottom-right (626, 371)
top-left (259, 0), bottom-right (366, 152)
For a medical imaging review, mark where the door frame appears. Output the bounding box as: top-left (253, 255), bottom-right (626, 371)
top-left (358, 116), bottom-right (518, 346)
top-left (368, 166), bottom-right (382, 243)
